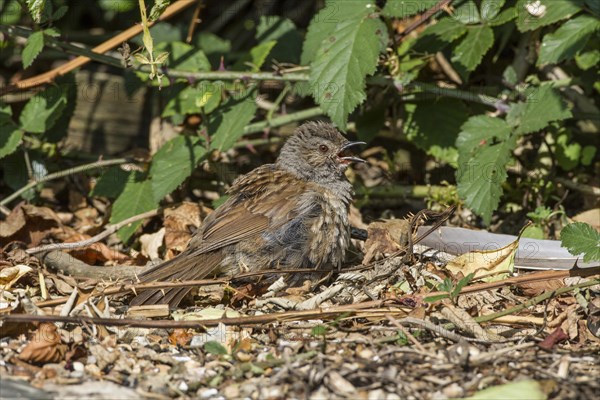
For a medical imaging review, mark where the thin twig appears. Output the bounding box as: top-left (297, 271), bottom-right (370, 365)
top-left (26, 209), bottom-right (160, 254)
top-left (0, 158), bottom-right (134, 207)
top-left (0, 0), bottom-right (195, 94)
top-left (396, 0), bottom-right (453, 38)
top-left (186, 0), bottom-right (204, 43)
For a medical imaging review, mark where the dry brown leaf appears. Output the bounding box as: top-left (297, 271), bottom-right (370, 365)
top-left (19, 323), bottom-right (68, 364)
top-left (168, 329), bottom-right (193, 346)
top-left (517, 278), bottom-right (565, 297)
top-left (362, 219), bottom-right (410, 265)
top-left (139, 228), bottom-right (165, 260)
top-left (0, 264), bottom-right (33, 290)
top-left (72, 207), bottom-right (100, 233)
top-left (0, 204), bottom-right (62, 247)
top-left (163, 202), bottom-right (209, 256)
top-left (561, 304), bottom-right (580, 340)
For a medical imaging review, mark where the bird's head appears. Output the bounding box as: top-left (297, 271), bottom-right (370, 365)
top-left (277, 121), bottom-right (365, 184)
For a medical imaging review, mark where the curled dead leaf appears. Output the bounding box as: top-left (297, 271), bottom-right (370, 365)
top-left (362, 219), bottom-right (410, 265)
top-left (19, 323), bottom-right (68, 364)
top-left (0, 265), bottom-right (33, 291)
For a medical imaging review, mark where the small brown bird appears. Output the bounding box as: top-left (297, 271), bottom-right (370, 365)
top-left (130, 121), bottom-right (364, 307)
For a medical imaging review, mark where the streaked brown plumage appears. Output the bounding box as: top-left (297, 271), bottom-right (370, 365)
top-left (130, 121), bottom-right (364, 307)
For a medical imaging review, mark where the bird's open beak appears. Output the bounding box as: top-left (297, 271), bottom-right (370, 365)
top-left (337, 141), bottom-right (366, 164)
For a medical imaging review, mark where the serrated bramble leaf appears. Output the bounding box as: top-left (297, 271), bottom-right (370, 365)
top-left (538, 15), bottom-right (600, 66)
top-left (452, 0), bottom-right (481, 25)
top-left (133, 53), bottom-right (151, 64)
top-left (208, 93), bottom-right (257, 151)
top-left (516, 0), bottom-right (584, 32)
top-left (0, 109), bottom-right (23, 159)
top-left (154, 51), bottom-right (169, 64)
top-left (456, 116), bottom-right (515, 225)
top-left (150, 136), bottom-right (207, 202)
top-left (456, 115), bottom-right (511, 155)
top-left (405, 99), bottom-right (469, 163)
top-left (560, 222), bottom-right (600, 263)
top-left (421, 18), bottom-right (467, 43)
top-left (301, 0), bottom-right (376, 65)
top-left (480, 0), bottom-right (505, 20)
top-left (486, 7), bottom-right (517, 26)
top-left (159, 42), bottom-right (211, 72)
top-left (111, 176), bottom-right (158, 242)
top-left (382, 0), bottom-right (438, 18)
top-left (90, 166), bottom-right (132, 199)
top-left (26, 0), bottom-right (45, 23)
top-left (451, 25), bottom-right (494, 72)
top-left (19, 85), bottom-right (67, 133)
top-left (515, 85), bottom-right (572, 135)
top-left (309, 4), bottom-right (386, 129)
top-left (22, 31), bottom-right (44, 69)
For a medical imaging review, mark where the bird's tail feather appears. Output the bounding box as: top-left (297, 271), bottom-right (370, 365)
top-left (130, 250), bottom-right (222, 307)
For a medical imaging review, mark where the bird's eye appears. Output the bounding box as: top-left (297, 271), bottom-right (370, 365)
top-left (319, 144), bottom-right (329, 153)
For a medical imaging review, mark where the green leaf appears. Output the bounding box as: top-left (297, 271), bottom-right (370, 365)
top-left (311, 325), bottom-right (329, 336)
top-left (208, 94), bottom-right (257, 151)
top-left (480, 0), bottom-right (505, 20)
top-left (162, 84), bottom-right (201, 117)
top-left (149, 136), bottom-right (207, 202)
top-left (538, 15), bottom-right (600, 66)
top-left (157, 41), bottom-right (211, 72)
top-left (581, 145), bottom-right (596, 166)
top-left (405, 99), bottom-right (468, 164)
top-left (204, 341), bottom-right (228, 355)
top-left (19, 85), bottom-right (67, 133)
top-left (466, 380), bottom-right (546, 400)
top-left (249, 40), bottom-right (276, 71)
top-left (423, 294), bottom-right (450, 303)
top-left (22, 31), bottom-right (44, 69)
top-left (560, 222), bottom-right (600, 263)
top-left (452, 0), bottom-right (480, 25)
top-left (381, 0), bottom-right (438, 18)
top-left (111, 175), bottom-right (157, 242)
top-left (486, 6), bottom-right (517, 26)
top-left (456, 116), bottom-right (515, 225)
top-left (149, 0), bottom-right (170, 21)
top-left (308, 1), bottom-right (386, 128)
top-left (0, 108), bottom-right (23, 159)
top-left (411, 17), bottom-right (467, 53)
top-left (451, 25), bottom-right (494, 72)
top-left (421, 17), bottom-right (468, 43)
top-left (90, 166), bottom-right (132, 199)
top-left (515, 85), bottom-right (572, 135)
top-left (576, 50), bottom-right (600, 70)
top-left (51, 5), bottom-right (67, 21)
top-left (516, 0), bottom-right (584, 32)
top-left (256, 16), bottom-right (302, 64)
top-left (301, 0), bottom-right (381, 65)
top-left (555, 131), bottom-right (581, 171)
top-left (452, 273), bottom-right (475, 299)
top-left (25, 0), bottom-right (45, 23)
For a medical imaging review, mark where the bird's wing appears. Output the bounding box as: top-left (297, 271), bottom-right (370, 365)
top-left (189, 165), bottom-right (315, 254)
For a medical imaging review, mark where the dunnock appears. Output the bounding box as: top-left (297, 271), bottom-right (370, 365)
top-left (130, 121), bottom-right (364, 307)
